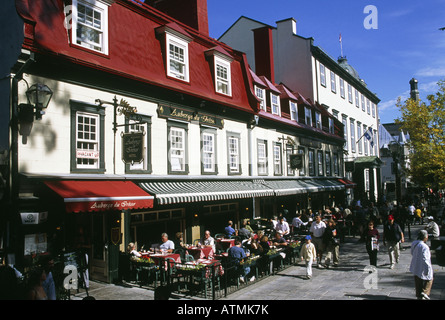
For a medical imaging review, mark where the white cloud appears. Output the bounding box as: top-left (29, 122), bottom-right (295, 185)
top-left (415, 67), bottom-right (445, 78)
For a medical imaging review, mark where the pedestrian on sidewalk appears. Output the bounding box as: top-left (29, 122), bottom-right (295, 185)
top-left (300, 235), bottom-right (316, 280)
top-left (309, 214), bottom-right (326, 268)
top-left (322, 219), bottom-right (340, 268)
top-left (364, 221), bottom-right (379, 267)
top-left (383, 215), bottom-right (404, 269)
top-left (410, 230), bottom-right (433, 300)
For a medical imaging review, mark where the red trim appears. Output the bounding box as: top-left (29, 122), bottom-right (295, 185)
top-left (338, 178), bottom-right (356, 189)
top-left (44, 180), bottom-right (154, 213)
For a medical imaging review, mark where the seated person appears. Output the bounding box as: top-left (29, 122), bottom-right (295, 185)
top-left (228, 239), bottom-right (254, 282)
top-left (259, 235), bottom-right (271, 255)
top-left (247, 237), bottom-right (263, 256)
top-left (272, 233), bottom-right (288, 247)
top-left (225, 220), bottom-right (236, 238)
top-left (152, 233), bottom-right (175, 253)
top-left (238, 225), bottom-right (252, 240)
top-left (173, 232), bottom-right (185, 249)
top-left (275, 217), bottom-right (290, 236)
top-left (199, 230), bottom-right (216, 252)
top-left (127, 242), bottom-right (141, 258)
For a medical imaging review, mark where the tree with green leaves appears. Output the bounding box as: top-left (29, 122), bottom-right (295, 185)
top-left (395, 79), bottom-right (445, 190)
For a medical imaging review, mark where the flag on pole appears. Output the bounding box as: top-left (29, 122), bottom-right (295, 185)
top-left (363, 127), bottom-right (374, 147)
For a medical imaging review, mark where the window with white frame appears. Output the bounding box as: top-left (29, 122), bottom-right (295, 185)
top-left (308, 149), bottom-right (315, 176)
top-left (255, 86), bottom-right (266, 111)
top-left (363, 124), bottom-right (369, 155)
top-left (298, 147), bottom-right (305, 176)
top-left (350, 120), bottom-right (356, 153)
top-left (340, 78), bottom-right (345, 98)
top-left (348, 84), bottom-right (353, 103)
top-left (305, 107), bottom-right (312, 126)
top-left (273, 143), bottom-right (282, 175)
top-left (169, 126), bottom-right (186, 172)
top-left (271, 93), bottom-right (281, 115)
top-left (333, 152), bottom-right (339, 176)
top-left (290, 101), bottom-right (298, 121)
top-left (76, 112), bottom-right (100, 169)
top-left (315, 112), bottom-right (322, 129)
top-left (72, 0), bottom-right (109, 54)
top-left (342, 116), bottom-right (348, 151)
top-left (215, 56), bottom-right (231, 96)
top-left (202, 131), bottom-right (216, 173)
top-left (167, 35), bottom-right (190, 81)
top-left (361, 94), bottom-right (365, 112)
top-left (330, 71), bottom-right (336, 93)
top-left (372, 103), bottom-right (376, 118)
top-left (357, 123), bottom-right (362, 154)
top-left (227, 134), bottom-right (240, 174)
top-left (317, 150), bottom-right (324, 176)
top-left (355, 89), bottom-right (360, 108)
top-left (320, 63), bottom-right (326, 87)
top-left (325, 152), bottom-right (331, 176)
top-left (367, 99), bottom-right (371, 114)
top-left (257, 140), bottom-right (267, 175)
top-left (286, 145), bottom-right (295, 175)
top-left (329, 117), bottom-right (334, 134)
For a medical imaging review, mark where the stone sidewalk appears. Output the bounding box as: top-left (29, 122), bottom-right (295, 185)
top-left (71, 223), bottom-right (444, 301)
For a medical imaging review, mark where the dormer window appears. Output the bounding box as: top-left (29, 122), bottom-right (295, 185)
top-left (71, 0), bottom-right (110, 54)
top-left (315, 112), bottom-right (322, 129)
top-left (271, 93), bottom-right (281, 116)
top-left (290, 101), bottom-right (298, 121)
top-left (255, 86), bottom-right (266, 111)
top-left (206, 47), bottom-right (233, 96)
top-left (157, 23), bottom-right (193, 83)
top-left (305, 107), bottom-right (312, 126)
top-left (168, 36), bottom-right (189, 81)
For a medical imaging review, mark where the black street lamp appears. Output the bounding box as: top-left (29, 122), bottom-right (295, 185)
top-left (389, 141), bottom-right (410, 239)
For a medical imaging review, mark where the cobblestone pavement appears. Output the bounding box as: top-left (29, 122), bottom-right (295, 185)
top-left (72, 223), bottom-right (444, 301)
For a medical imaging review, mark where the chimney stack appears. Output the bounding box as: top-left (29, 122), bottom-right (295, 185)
top-left (149, 0), bottom-right (209, 36)
top-left (253, 26), bottom-right (275, 84)
top-left (409, 78), bottom-right (419, 101)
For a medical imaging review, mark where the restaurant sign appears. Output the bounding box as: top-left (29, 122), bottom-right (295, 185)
top-left (157, 105), bottom-right (224, 129)
top-left (122, 132), bottom-right (144, 164)
top-left (20, 211), bottom-right (48, 225)
top-left (289, 154), bottom-right (303, 170)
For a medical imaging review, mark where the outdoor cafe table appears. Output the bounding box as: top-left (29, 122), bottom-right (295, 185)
top-left (186, 246), bottom-right (214, 260)
top-left (175, 258), bottom-right (224, 299)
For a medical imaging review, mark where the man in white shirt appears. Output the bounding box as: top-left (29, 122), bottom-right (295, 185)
top-left (309, 214), bottom-right (326, 268)
top-left (200, 230), bottom-right (216, 252)
top-left (410, 230), bottom-right (433, 300)
top-left (156, 233), bottom-right (175, 253)
top-left (275, 217), bottom-right (290, 236)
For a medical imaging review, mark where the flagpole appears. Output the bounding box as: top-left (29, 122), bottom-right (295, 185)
top-left (339, 33), bottom-right (343, 57)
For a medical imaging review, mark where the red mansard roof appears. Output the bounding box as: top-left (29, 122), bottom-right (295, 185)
top-left (15, 0), bottom-right (257, 114)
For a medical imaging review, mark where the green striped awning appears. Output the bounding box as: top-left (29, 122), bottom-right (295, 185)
top-left (139, 180), bottom-right (275, 205)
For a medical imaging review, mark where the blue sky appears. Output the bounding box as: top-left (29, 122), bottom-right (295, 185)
top-left (207, 0), bottom-right (445, 124)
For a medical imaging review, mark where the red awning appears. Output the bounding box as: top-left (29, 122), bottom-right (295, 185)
top-left (338, 178), bottom-right (357, 189)
top-left (44, 180), bottom-right (154, 213)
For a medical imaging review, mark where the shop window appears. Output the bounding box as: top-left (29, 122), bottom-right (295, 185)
top-left (70, 100), bottom-right (105, 173)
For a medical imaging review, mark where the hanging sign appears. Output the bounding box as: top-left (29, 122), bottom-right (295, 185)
top-left (122, 132), bottom-right (144, 164)
top-left (157, 105), bottom-right (224, 128)
top-left (289, 154), bottom-right (303, 170)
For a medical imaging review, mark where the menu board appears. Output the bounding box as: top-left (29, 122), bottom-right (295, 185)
top-left (24, 233), bottom-right (47, 256)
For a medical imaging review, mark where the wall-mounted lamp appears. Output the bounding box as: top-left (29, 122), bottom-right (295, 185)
top-left (17, 83), bottom-right (53, 142)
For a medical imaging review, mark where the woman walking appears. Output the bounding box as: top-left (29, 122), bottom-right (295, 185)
top-left (364, 221), bottom-right (379, 267)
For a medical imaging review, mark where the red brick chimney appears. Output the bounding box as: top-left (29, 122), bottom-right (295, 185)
top-left (253, 26), bottom-right (275, 84)
top-left (149, 0), bottom-right (209, 36)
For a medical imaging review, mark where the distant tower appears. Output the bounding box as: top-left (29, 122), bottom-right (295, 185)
top-left (409, 78), bottom-right (420, 101)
